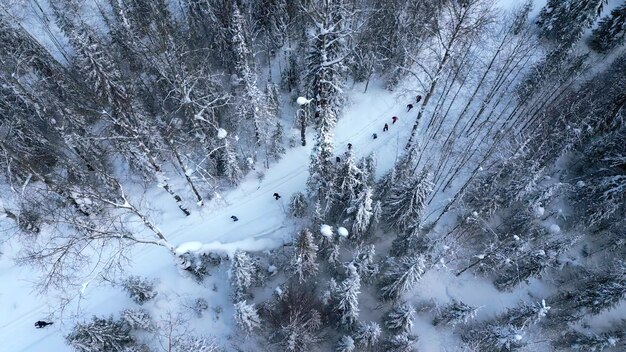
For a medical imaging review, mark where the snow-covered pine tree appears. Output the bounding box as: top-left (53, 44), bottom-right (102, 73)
top-left (590, 3), bottom-right (626, 52)
top-left (231, 3), bottom-right (271, 146)
top-left (280, 310), bottom-right (322, 352)
top-left (305, 0), bottom-right (351, 204)
top-left (336, 335), bottom-right (356, 352)
top-left (433, 300), bottom-right (478, 327)
top-left (553, 263), bottom-right (626, 322)
top-left (327, 150), bottom-right (363, 221)
top-left (537, 0), bottom-right (608, 46)
top-left (554, 326), bottom-right (625, 351)
top-left (217, 138), bottom-right (243, 185)
top-left (384, 303), bottom-right (415, 334)
top-left (66, 316), bottom-right (135, 352)
top-left (463, 323), bottom-right (525, 351)
top-left (493, 236), bottom-right (578, 291)
top-left (345, 186), bottom-right (373, 239)
top-left (350, 245), bottom-right (379, 282)
top-left (289, 192), bottom-right (309, 218)
top-left (334, 263), bottom-right (361, 329)
top-left (383, 333), bottom-right (418, 352)
top-left (230, 250), bottom-right (257, 300)
top-left (379, 255), bottom-right (428, 302)
top-left (499, 300), bottom-right (551, 329)
top-left (383, 169), bottom-right (433, 233)
top-left (268, 121), bottom-right (286, 161)
top-left (121, 276), bottom-right (158, 305)
top-left (354, 321), bottom-right (381, 348)
top-left (292, 229), bottom-right (319, 282)
top-left (234, 300), bottom-right (261, 333)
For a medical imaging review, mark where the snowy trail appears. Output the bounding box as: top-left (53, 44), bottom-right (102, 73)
top-left (0, 84), bottom-right (416, 352)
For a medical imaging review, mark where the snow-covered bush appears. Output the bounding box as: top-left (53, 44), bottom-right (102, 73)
top-left (179, 252), bottom-right (221, 282)
top-left (66, 316), bottom-right (134, 352)
top-left (120, 308), bottom-right (153, 331)
top-left (121, 276), bottom-right (158, 305)
top-left (191, 298), bottom-right (209, 318)
top-left (171, 335), bottom-right (220, 352)
top-left (289, 192), bottom-right (308, 218)
top-left (234, 300), bottom-right (261, 333)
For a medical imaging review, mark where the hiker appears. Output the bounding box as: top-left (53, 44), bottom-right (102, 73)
top-left (416, 95), bottom-right (422, 103)
top-left (383, 123), bottom-right (389, 132)
top-left (392, 116), bottom-right (398, 124)
top-left (273, 193), bottom-right (281, 200)
top-left (35, 321), bottom-right (53, 329)
top-left (407, 104), bottom-right (414, 112)
top-left (230, 215), bottom-right (239, 222)
top-left (347, 143), bottom-right (352, 150)
top-left (336, 156), bottom-right (341, 163)
top-left (372, 133), bottom-right (378, 139)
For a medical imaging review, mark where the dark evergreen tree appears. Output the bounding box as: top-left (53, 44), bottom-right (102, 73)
top-left (383, 169), bottom-right (433, 233)
top-left (590, 3), bottom-right (626, 52)
top-left (537, 0), bottom-right (607, 46)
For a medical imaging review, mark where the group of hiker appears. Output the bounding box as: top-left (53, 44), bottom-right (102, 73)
top-left (230, 94), bottom-right (423, 223)
top-left (374, 94), bottom-right (422, 139)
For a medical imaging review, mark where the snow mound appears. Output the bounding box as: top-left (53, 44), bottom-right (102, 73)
top-left (217, 128), bottom-right (228, 139)
top-left (548, 224), bottom-right (561, 234)
top-left (320, 224), bottom-right (333, 238)
top-left (296, 97), bottom-right (311, 105)
top-left (337, 227), bottom-right (349, 238)
top-left (175, 241), bottom-right (204, 255)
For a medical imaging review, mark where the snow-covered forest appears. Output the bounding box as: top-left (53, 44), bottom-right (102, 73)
top-left (0, 0), bottom-right (625, 351)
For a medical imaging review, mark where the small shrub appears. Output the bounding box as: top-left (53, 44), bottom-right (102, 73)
top-left (121, 276), bottom-right (158, 305)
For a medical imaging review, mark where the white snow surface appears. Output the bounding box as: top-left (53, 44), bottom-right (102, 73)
top-left (337, 227), bottom-right (349, 238)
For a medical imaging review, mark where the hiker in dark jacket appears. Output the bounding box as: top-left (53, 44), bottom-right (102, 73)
top-left (35, 321), bottom-right (53, 328)
top-left (407, 104), bottom-right (414, 112)
top-left (347, 143), bottom-right (352, 150)
top-left (372, 133), bottom-right (378, 139)
top-left (336, 156), bottom-right (341, 163)
top-left (392, 116), bottom-right (398, 124)
top-left (416, 95), bottom-right (422, 103)
top-left (273, 193), bottom-right (281, 200)
top-left (230, 215), bottom-right (239, 222)
top-left (383, 123), bottom-right (389, 132)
